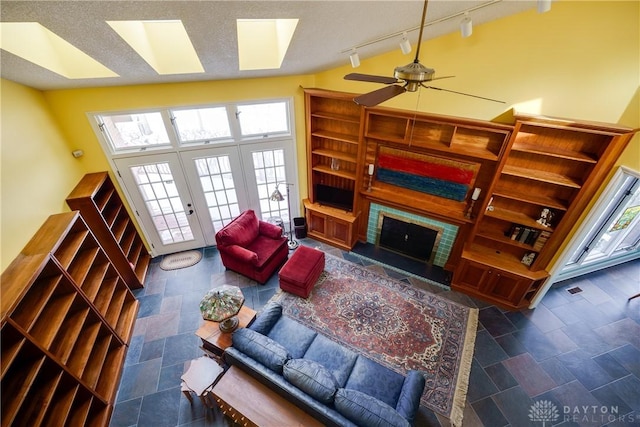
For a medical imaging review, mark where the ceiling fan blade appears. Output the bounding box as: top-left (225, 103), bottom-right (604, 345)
top-left (421, 84), bottom-right (506, 104)
top-left (430, 75), bottom-right (455, 81)
top-left (354, 85), bottom-right (407, 107)
top-left (345, 73), bottom-right (399, 84)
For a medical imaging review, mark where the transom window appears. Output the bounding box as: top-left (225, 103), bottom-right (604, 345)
top-left (93, 99), bottom-right (291, 154)
top-left (237, 101), bottom-right (289, 137)
top-left (98, 112), bottom-right (170, 151)
top-left (171, 107), bottom-right (232, 143)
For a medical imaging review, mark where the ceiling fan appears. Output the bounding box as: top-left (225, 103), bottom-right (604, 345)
top-left (344, 0), bottom-right (505, 107)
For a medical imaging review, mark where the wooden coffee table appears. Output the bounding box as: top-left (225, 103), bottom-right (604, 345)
top-left (211, 365), bottom-right (323, 427)
top-left (195, 305), bottom-right (257, 357)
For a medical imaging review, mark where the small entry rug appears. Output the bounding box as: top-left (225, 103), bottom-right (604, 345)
top-left (273, 254), bottom-right (477, 426)
top-left (159, 250), bottom-right (202, 271)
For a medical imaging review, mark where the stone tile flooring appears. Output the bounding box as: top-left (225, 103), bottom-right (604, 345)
top-left (110, 239), bottom-right (640, 427)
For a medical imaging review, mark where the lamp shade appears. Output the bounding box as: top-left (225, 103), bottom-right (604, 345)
top-left (199, 285), bottom-right (245, 322)
top-left (270, 187), bottom-right (284, 202)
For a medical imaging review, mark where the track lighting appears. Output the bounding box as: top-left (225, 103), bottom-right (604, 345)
top-left (460, 12), bottom-right (472, 38)
top-left (537, 0), bottom-right (551, 13)
top-left (399, 32), bottom-right (412, 55)
top-left (349, 48), bottom-right (360, 68)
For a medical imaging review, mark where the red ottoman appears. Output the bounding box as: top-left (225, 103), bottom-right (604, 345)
top-left (279, 246), bottom-right (325, 298)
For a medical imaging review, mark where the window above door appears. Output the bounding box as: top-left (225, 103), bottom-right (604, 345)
top-left (92, 99), bottom-right (292, 155)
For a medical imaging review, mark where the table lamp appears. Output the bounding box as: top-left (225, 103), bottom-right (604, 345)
top-left (199, 285), bottom-right (245, 333)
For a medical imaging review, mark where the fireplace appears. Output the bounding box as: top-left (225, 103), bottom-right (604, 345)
top-left (377, 213), bottom-right (443, 264)
top-left (365, 203), bottom-right (458, 269)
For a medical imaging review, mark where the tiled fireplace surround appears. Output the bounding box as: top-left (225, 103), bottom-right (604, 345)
top-left (365, 203), bottom-right (459, 268)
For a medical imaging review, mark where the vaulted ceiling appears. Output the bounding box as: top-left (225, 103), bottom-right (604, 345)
top-left (0, 1), bottom-right (536, 91)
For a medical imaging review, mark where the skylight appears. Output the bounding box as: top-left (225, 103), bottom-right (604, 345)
top-left (0, 22), bottom-right (118, 79)
top-left (236, 19), bottom-right (298, 71)
top-left (107, 20), bottom-right (204, 75)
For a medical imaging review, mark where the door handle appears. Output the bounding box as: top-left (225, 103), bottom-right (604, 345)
top-left (188, 209), bottom-right (194, 215)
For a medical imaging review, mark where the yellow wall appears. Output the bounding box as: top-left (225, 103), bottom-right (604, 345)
top-left (43, 75), bottom-right (315, 176)
top-left (315, 1), bottom-right (638, 130)
top-left (0, 79), bottom-right (86, 270)
top-left (1, 1), bottom-right (638, 273)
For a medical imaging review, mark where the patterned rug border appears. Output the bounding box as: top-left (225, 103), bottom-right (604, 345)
top-left (268, 253), bottom-right (478, 426)
top-left (348, 251), bottom-right (451, 291)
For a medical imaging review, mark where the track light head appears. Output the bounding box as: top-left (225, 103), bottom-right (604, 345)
top-left (460, 12), bottom-right (472, 38)
top-left (349, 48), bottom-right (360, 68)
top-left (537, 0), bottom-right (551, 13)
top-left (399, 31), bottom-right (412, 55)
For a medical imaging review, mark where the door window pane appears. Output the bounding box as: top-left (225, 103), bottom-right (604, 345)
top-left (237, 101), bottom-right (289, 137)
top-left (99, 112), bottom-right (170, 151)
top-left (130, 162), bottom-right (194, 244)
top-left (253, 149), bottom-right (288, 223)
top-left (194, 156), bottom-right (240, 232)
top-left (172, 107), bottom-right (232, 143)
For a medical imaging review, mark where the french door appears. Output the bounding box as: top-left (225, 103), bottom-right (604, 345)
top-left (114, 153), bottom-right (207, 255)
top-left (115, 141), bottom-right (298, 256)
top-left (179, 146), bottom-right (249, 245)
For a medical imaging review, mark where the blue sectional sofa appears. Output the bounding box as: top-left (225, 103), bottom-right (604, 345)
top-left (223, 302), bottom-right (426, 427)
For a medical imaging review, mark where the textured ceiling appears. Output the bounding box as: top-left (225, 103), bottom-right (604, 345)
top-left (0, 1), bottom-right (535, 91)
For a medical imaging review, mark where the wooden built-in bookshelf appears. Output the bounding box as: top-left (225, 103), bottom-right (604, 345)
top-left (1, 212), bottom-right (138, 426)
top-left (303, 89), bottom-right (636, 310)
top-left (67, 172), bottom-right (150, 290)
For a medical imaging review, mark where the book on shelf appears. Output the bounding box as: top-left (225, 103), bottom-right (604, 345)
top-left (532, 230), bottom-right (551, 251)
top-left (505, 224), bottom-right (544, 247)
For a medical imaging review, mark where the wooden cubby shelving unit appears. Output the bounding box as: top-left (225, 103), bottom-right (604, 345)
top-left (67, 172), bottom-right (150, 290)
top-left (304, 90), bottom-right (636, 310)
top-left (1, 211), bottom-right (139, 426)
top-left (453, 115), bottom-right (636, 309)
top-left (304, 88), bottom-right (365, 249)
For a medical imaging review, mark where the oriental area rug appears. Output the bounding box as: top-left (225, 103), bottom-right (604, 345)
top-left (272, 253), bottom-right (477, 426)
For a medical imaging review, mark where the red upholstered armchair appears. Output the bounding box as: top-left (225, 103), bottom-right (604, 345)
top-left (215, 210), bottom-right (289, 284)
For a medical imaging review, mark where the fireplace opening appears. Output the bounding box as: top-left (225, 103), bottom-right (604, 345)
top-left (377, 214), bottom-right (442, 264)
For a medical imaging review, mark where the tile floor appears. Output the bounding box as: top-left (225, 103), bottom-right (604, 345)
top-left (110, 239), bottom-right (640, 427)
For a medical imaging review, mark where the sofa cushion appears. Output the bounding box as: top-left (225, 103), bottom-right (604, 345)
top-left (216, 210), bottom-right (259, 247)
top-left (249, 302), bottom-right (283, 335)
top-left (283, 359), bottom-right (339, 404)
top-left (345, 356), bottom-right (405, 408)
top-left (303, 334), bottom-right (358, 387)
top-left (335, 388), bottom-right (410, 427)
top-left (395, 371), bottom-right (426, 424)
top-left (267, 316), bottom-right (317, 359)
top-left (232, 328), bottom-right (290, 373)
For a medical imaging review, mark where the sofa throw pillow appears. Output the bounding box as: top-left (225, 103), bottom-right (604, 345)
top-left (283, 359), bottom-right (339, 404)
top-left (335, 388), bottom-right (410, 427)
top-left (249, 302), bottom-right (283, 335)
top-left (232, 328), bottom-right (290, 373)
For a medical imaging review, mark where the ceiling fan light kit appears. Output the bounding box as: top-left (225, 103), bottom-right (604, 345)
top-left (394, 62), bottom-right (435, 92)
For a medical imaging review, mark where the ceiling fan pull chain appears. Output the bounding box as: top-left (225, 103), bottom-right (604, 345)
top-left (408, 88), bottom-right (423, 147)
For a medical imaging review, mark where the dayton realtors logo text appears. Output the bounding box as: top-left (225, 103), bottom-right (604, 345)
top-left (530, 400), bottom-right (638, 425)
